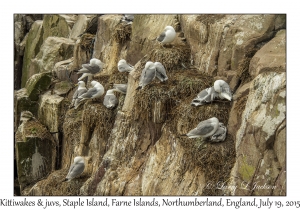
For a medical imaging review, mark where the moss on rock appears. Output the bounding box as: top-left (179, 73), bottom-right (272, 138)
top-left (25, 72), bottom-right (52, 101)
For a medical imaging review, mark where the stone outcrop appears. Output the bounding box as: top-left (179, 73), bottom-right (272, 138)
top-left (14, 14), bottom-right (286, 196)
top-left (15, 118), bottom-right (56, 192)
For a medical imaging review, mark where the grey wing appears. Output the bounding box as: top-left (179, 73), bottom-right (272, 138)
top-left (72, 89), bottom-right (79, 99)
top-left (66, 162), bottom-right (85, 179)
top-left (118, 64), bottom-right (128, 72)
top-left (157, 31), bottom-right (166, 42)
top-left (194, 124), bottom-right (215, 136)
top-left (139, 67), bottom-right (156, 87)
top-left (155, 63), bottom-right (168, 82)
top-left (113, 84), bottom-right (127, 93)
top-left (82, 64), bottom-right (100, 74)
top-left (77, 89), bottom-right (87, 97)
top-left (220, 82), bottom-right (232, 96)
top-left (80, 87), bottom-right (98, 98)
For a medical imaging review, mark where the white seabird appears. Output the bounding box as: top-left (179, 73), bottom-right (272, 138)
top-left (157, 26), bottom-right (176, 46)
top-left (78, 80), bottom-right (105, 102)
top-left (137, 61), bottom-right (156, 90)
top-left (70, 81), bottom-right (88, 109)
top-left (113, 84), bottom-right (128, 94)
top-left (191, 87), bottom-right (218, 106)
top-left (210, 122), bottom-right (227, 142)
top-left (214, 80), bottom-right (232, 101)
top-left (103, 89), bottom-right (119, 109)
top-left (20, 111), bottom-right (35, 123)
top-left (77, 58), bottom-right (105, 81)
top-left (64, 156), bottom-right (85, 182)
top-left (118, 59), bottom-right (134, 73)
top-left (154, 62), bottom-right (168, 82)
top-left (184, 117), bottom-right (219, 139)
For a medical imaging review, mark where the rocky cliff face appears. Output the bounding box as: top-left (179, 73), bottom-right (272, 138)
top-left (14, 14), bottom-right (286, 196)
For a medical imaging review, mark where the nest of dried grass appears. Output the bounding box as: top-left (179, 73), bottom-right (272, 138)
top-left (80, 33), bottom-right (95, 51)
top-left (112, 23), bottom-right (132, 44)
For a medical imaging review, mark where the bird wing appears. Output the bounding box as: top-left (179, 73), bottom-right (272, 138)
top-left (79, 87), bottom-right (98, 98)
top-left (66, 162), bottom-right (85, 180)
top-left (82, 64), bottom-right (100, 74)
top-left (139, 66), bottom-right (156, 87)
top-left (113, 84), bottom-right (127, 94)
top-left (155, 63), bottom-right (168, 82)
top-left (157, 31), bottom-right (166, 42)
top-left (104, 95), bottom-right (118, 108)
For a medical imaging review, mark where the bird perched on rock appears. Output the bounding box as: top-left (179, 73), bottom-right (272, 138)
top-left (121, 14), bottom-right (134, 24)
top-left (78, 80), bottom-right (105, 102)
top-left (136, 61), bottom-right (156, 90)
top-left (118, 59), bottom-right (134, 73)
top-left (191, 87), bottom-right (219, 106)
top-left (156, 26), bottom-right (176, 47)
top-left (63, 156), bottom-right (85, 182)
top-left (77, 58), bottom-right (105, 81)
top-left (214, 80), bottom-right (232, 101)
top-left (103, 89), bottom-right (119, 109)
top-left (154, 62), bottom-right (168, 82)
top-left (183, 117), bottom-right (219, 139)
top-left (113, 84), bottom-right (128, 94)
top-left (70, 81), bottom-right (88, 109)
top-left (20, 111), bottom-right (35, 123)
top-left (210, 122), bottom-right (227, 142)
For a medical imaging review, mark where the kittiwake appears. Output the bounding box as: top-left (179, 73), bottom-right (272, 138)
top-left (20, 111), bottom-right (35, 123)
top-left (214, 80), bottom-right (232, 101)
top-left (184, 117), bottom-right (219, 139)
top-left (118, 59), bottom-right (134, 73)
top-left (136, 61), bottom-right (156, 90)
top-left (77, 58), bottom-right (105, 81)
top-left (78, 80), bottom-right (105, 102)
top-left (103, 89), bottom-right (119, 109)
top-left (154, 62), bottom-right (168, 82)
top-left (70, 81), bottom-right (88, 109)
top-left (113, 84), bottom-right (127, 94)
top-left (157, 26), bottom-right (176, 46)
top-left (210, 122), bottom-right (227, 142)
top-left (191, 87), bottom-right (218, 106)
top-left (63, 156), bottom-right (85, 182)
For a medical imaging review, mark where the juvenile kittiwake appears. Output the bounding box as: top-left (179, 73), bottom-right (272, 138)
top-left (70, 81), bottom-right (88, 109)
top-left (78, 80), bottom-right (105, 102)
top-left (136, 61), bottom-right (156, 90)
top-left (103, 89), bottom-right (119, 109)
top-left (210, 122), bottom-right (227, 142)
top-left (191, 87), bottom-right (218, 106)
top-left (121, 14), bottom-right (134, 24)
top-left (214, 80), bottom-right (232, 101)
top-left (63, 156), bottom-right (85, 182)
top-left (20, 111), bottom-right (35, 123)
top-left (157, 26), bottom-right (176, 46)
top-left (77, 58), bottom-right (105, 81)
top-left (113, 84), bottom-right (128, 94)
top-left (154, 62), bottom-right (168, 82)
top-left (118, 59), bottom-right (134, 73)
top-left (184, 117), bottom-right (219, 139)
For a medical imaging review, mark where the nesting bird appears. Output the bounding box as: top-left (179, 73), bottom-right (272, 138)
top-left (184, 117), bottom-right (220, 139)
top-left (118, 59), bottom-right (134, 73)
top-left (77, 58), bottom-right (105, 81)
top-left (103, 89), bottom-right (119, 109)
top-left (136, 61), bottom-right (156, 90)
top-left (214, 80), bottom-right (232, 101)
top-left (78, 80), bottom-right (105, 102)
top-left (210, 123), bottom-right (227, 142)
top-left (113, 84), bottom-right (128, 94)
top-left (121, 14), bottom-right (134, 24)
top-left (157, 26), bottom-right (176, 47)
top-left (20, 111), bottom-right (35, 123)
top-left (70, 81), bottom-right (88, 109)
top-left (154, 62), bottom-right (168, 82)
top-left (191, 87), bottom-right (218, 106)
top-left (63, 156), bottom-right (85, 182)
